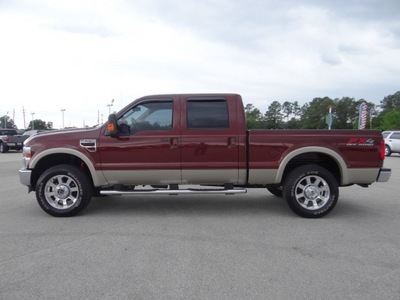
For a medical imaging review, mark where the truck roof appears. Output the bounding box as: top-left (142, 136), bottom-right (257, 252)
top-left (0, 129), bottom-right (18, 135)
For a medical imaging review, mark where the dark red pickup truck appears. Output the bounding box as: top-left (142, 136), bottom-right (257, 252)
top-left (19, 94), bottom-right (390, 218)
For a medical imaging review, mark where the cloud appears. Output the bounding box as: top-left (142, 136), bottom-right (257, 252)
top-left (0, 0), bottom-right (399, 129)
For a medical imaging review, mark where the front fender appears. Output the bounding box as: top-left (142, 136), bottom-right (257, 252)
top-left (29, 147), bottom-right (108, 187)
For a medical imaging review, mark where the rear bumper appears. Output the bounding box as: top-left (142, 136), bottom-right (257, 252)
top-left (376, 168), bottom-right (391, 182)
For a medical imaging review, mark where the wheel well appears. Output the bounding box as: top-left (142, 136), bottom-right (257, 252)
top-left (282, 152), bottom-right (341, 184)
top-left (31, 153), bottom-right (94, 191)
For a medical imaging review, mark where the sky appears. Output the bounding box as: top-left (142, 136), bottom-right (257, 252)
top-left (1, 0), bottom-right (399, 129)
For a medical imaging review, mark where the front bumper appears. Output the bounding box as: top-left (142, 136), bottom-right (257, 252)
top-left (19, 168), bottom-right (32, 189)
top-left (376, 168), bottom-right (391, 182)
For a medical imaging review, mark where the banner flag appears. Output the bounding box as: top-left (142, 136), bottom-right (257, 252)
top-left (358, 102), bottom-right (367, 130)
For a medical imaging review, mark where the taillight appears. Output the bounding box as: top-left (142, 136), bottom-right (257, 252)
top-left (380, 139), bottom-right (385, 160)
top-left (4, 136), bottom-right (9, 142)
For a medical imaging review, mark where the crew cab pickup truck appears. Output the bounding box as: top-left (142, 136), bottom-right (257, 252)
top-left (0, 129), bottom-right (28, 153)
top-left (19, 94), bottom-right (391, 218)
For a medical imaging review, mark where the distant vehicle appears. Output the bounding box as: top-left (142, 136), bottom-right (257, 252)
top-left (383, 131), bottom-right (400, 156)
top-left (0, 129), bottom-right (29, 153)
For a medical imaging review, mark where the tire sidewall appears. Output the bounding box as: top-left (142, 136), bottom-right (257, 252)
top-left (385, 145), bottom-right (391, 157)
top-left (284, 165), bottom-right (339, 218)
top-left (36, 165), bottom-right (92, 217)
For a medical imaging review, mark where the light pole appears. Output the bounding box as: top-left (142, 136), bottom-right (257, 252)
top-left (3, 112), bottom-right (8, 128)
top-left (61, 109), bottom-right (66, 129)
top-left (107, 99), bottom-right (115, 115)
top-left (31, 113), bottom-right (35, 130)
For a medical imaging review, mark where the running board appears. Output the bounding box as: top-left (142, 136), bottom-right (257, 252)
top-left (100, 187), bottom-right (247, 196)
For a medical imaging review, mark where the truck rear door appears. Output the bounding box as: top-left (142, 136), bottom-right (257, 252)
top-left (180, 95), bottom-right (242, 184)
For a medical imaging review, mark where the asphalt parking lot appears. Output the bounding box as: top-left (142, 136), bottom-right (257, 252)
top-left (1, 152), bottom-right (399, 300)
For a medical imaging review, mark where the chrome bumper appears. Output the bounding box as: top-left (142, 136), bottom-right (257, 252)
top-left (19, 168), bottom-right (32, 187)
top-left (376, 168), bottom-right (391, 182)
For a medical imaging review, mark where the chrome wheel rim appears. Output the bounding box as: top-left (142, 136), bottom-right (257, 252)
top-left (44, 175), bottom-right (79, 210)
top-left (295, 175), bottom-right (330, 210)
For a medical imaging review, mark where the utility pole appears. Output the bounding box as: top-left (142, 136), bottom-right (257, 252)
top-left (61, 109), bottom-right (66, 129)
top-left (107, 99), bottom-right (115, 115)
top-left (31, 113), bottom-right (35, 130)
top-left (22, 107), bottom-right (26, 129)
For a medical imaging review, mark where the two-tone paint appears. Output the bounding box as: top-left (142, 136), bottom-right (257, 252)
top-left (20, 93), bottom-right (389, 193)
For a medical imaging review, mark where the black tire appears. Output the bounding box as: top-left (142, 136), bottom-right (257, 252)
top-left (266, 185), bottom-right (283, 197)
top-left (385, 145), bottom-right (391, 157)
top-left (36, 165), bottom-right (93, 217)
top-left (283, 164), bottom-right (339, 218)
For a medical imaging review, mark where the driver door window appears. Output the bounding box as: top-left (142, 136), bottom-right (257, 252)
top-left (117, 101), bottom-right (173, 134)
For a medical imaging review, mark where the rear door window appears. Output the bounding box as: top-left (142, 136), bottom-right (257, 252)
top-left (186, 99), bottom-right (229, 129)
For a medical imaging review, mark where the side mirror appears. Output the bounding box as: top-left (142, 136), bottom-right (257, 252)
top-left (106, 114), bottom-right (118, 137)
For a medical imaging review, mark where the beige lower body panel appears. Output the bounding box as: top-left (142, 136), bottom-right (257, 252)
top-left (101, 169), bottom-right (247, 186)
top-left (102, 170), bottom-right (181, 186)
top-left (345, 168), bottom-right (379, 185)
top-left (182, 169), bottom-right (247, 185)
top-left (248, 169), bottom-right (279, 185)
top-left (248, 168), bottom-right (380, 186)
top-left (100, 167), bottom-right (380, 187)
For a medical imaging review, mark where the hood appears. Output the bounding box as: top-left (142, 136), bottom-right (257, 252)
top-left (24, 126), bottom-right (103, 147)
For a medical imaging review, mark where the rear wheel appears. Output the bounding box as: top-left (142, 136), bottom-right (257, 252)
top-left (36, 165), bottom-right (93, 217)
top-left (283, 165), bottom-right (339, 218)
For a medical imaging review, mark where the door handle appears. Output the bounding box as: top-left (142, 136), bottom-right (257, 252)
top-left (228, 137), bottom-right (236, 149)
top-left (170, 138), bottom-right (179, 149)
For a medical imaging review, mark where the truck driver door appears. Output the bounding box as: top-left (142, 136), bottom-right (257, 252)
top-left (99, 97), bottom-right (181, 185)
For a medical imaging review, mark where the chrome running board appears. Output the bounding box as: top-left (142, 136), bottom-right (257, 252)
top-left (100, 186), bottom-right (247, 196)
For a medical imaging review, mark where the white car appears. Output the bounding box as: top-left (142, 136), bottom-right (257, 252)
top-left (383, 131), bottom-right (400, 156)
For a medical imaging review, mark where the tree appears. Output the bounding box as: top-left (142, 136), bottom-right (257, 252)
top-left (26, 119), bottom-right (53, 130)
top-left (380, 91), bottom-right (400, 112)
top-left (292, 101), bottom-right (301, 119)
top-left (264, 101), bottom-right (283, 129)
top-left (284, 101), bottom-right (302, 129)
top-left (301, 97), bottom-right (335, 129)
top-left (1, 115), bottom-right (18, 129)
top-left (245, 103), bottom-right (265, 129)
top-left (331, 97), bottom-right (375, 129)
top-left (381, 109), bottom-right (400, 130)
top-left (282, 101), bottom-right (293, 122)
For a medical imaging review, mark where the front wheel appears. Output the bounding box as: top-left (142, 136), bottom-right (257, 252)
top-left (283, 165), bottom-right (339, 218)
top-left (36, 165), bottom-right (93, 217)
